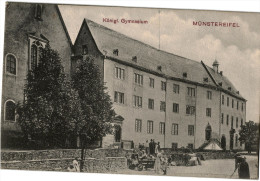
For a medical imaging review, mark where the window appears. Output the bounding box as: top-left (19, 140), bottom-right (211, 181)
top-left (235, 134), bottom-right (238, 147)
top-left (186, 105), bottom-right (195, 115)
top-left (241, 119), bottom-right (243, 126)
top-left (135, 119), bottom-right (142, 132)
top-left (161, 81), bottom-right (166, 91)
top-left (133, 95), bottom-right (142, 108)
top-left (232, 99), bottom-right (234, 108)
top-left (6, 54), bottom-right (16, 75)
top-left (148, 99), bottom-right (154, 110)
top-left (237, 101), bottom-right (239, 110)
top-left (173, 103), bottom-right (179, 113)
top-left (188, 144), bottom-right (194, 149)
top-left (29, 38), bottom-right (45, 70)
top-left (187, 87), bottom-right (195, 97)
top-left (82, 45), bottom-right (88, 55)
top-left (242, 103), bottom-right (244, 111)
top-left (113, 49), bottom-right (118, 56)
top-left (134, 73), bottom-right (143, 85)
top-left (231, 116), bottom-right (234, 128)
top-left (221, 113), bottom-right (224, 124)
top-left (172, 143), bottom-right (178, 150)
top-left (132, 56), bottom-right (137, 62)
top-left (188, 125), bottom-right (194, 136)
top-left (160, 101), bottom-right (166, 112)
top-left (206, 108), bottom-right (211, 117)
top-left (227, 97), bottom-right (229, 107)
top-left (207, 91), bottom-right (212, 100)
top-left (159, 122), bottom-right (165, 135)
top-left (31, 44), bottom-right (38, 70)
top-left (171, 124), bottom-right (178, 135)
top-left (222, 95), bottom-right (224, 105)
top-left (173, 84), bottom-right (179, 94)
top-left (226, 115), bottom-right (229, 125)
top-left (147, 121), bottom-right (153, 134)
top-left (236, 117), bottom-right (238, 128)
top-left (149, 78), bottom-right (154, 88)
top-left (115, 67), bottom-right (125, 80)
top-left (35, 4), bottom-right (42, 20)
top-left (4, 100), bottom-right (15, 122)
top-left (114, 91), bottom-right (124, 104)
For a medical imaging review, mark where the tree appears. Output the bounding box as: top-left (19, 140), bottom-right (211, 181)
top-left (239, 121), bottom-right (259, 153)
top-left (72, 56), bottom-right (114, 144)
top-left (16, 45), bottom-right (83, 148)
top-left (72, 56), bottom-right (114, 171)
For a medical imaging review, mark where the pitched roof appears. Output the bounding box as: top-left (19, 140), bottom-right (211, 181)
top-left (82, 18), bottom-right (245, 100)
top-left (55, 5), bottom-right (73, 48)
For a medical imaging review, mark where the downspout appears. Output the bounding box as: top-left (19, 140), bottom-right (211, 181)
top-left (219, 91), bottom-right (222, 141)
top-left (194, 85), bottom-right (197, 149)
top-left (164, 78), bottom-right (167, 148)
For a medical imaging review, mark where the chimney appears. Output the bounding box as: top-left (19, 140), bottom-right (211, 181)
top-left (212, 59), bottom-right (219, 73)
top-left (220, 71), bottom-right (223, 76)
top-left (236, 91), bottom-right (240, 95)
top-left (157, 65), bottom-right (162, 71)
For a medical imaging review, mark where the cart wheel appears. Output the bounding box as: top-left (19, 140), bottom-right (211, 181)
top-left (137, 164), bottom-right (143, 171)
top-left (129, 164), bottom-right (135, 170)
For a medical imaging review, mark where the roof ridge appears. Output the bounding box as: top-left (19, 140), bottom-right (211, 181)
top-left (84, 18), bottom-right (201, 65)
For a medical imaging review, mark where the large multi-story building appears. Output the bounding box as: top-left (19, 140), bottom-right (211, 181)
top-left (1, 3), bottom-right (246, 150)
top-left (72, 19), bottom-right (246, 150)
top-left (1, 3), bottom-right (72, 148)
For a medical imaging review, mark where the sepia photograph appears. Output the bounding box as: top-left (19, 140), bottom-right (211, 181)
top-left (0, 0), bottom-right (259, 180)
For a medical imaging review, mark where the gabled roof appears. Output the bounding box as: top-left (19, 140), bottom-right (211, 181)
top-left (80, 18), bottom-right (245, 100)
top-left (55, 5), bottom-right (73, 48)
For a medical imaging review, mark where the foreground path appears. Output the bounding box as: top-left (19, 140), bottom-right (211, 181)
top-left (118, 156), bottom-right (258, 179)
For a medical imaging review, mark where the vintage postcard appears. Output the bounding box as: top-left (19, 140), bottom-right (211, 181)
top-left (1, 1), bottom-right (259, 180)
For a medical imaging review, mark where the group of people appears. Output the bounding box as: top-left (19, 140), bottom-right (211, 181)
top-left (138, 139), bottom-right (161, 155)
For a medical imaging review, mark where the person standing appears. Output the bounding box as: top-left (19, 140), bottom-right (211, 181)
top-left (154, 152), bottom-right (161, 174)
top-left (238, 157), bottom-right (250, 179)
top-left (149, 139), bottom-right (153, 155)
top-left (158, 142), bottom-right (161, 152)
top-left (155, 143), bottom-right (159, 155)
top-left (145, 140), bottom-right (149, 154)
top-left (73, 158), bottom-right (80, 172)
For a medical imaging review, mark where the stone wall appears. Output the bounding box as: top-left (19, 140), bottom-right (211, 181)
top-left (1, 157), bottom-right (127, 173)
top-left (160, 148), bottom-right (235, 160)
top-left (1, 148), bottom-right (129, 173)
top-left (1, 148), bottom-right (133, 161)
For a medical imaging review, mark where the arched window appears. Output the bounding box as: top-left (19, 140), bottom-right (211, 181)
top-left (205, 123), bottom-right (212, 141)
top-left (31, 44), bottom-right (37, 70)
top-left (38, 46), bottom-right (44, 65)
top-left (6, 54), bottom-right (16, 75)
top-left (235, 134), bottom-right (238, 147)
top-left (5, 100), bottom-right (16, 122)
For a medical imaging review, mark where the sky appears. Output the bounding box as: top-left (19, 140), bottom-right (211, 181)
top-left (59, 5), bottom-right (260, 123)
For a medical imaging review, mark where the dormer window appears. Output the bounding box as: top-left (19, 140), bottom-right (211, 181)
top-left (203, 77), bottom-right (208, 82)
top-left (132, 56), bottom-right (137, 62)
top-left (228, 87), bottom-right (232, 91)
top-left (183, 72), bottom-right (187, 78)
top-left (219, 82), bottom-right (222, 86)
top-left (113, 49), bottom-right (118, 56)
top-left (82, 45), bottom-right (88, 55)
top-left (35, 4), bottom-right (43, 20)
top-left (157, 66), bottom-right (162, 71)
